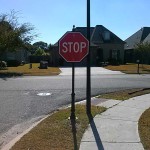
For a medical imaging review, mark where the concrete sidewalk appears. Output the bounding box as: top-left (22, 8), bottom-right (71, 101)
top-left (80, 94), bottom-right (150, 150)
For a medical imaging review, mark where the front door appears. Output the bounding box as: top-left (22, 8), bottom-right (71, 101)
top-left (96, 48), bottom-right (104, 65)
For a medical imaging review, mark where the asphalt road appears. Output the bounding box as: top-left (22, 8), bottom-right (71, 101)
top-left (0, 74), bottom-right (150, 147)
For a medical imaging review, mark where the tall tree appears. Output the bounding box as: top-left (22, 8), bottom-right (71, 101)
top-left (0, 10), bottom-right (37, 58)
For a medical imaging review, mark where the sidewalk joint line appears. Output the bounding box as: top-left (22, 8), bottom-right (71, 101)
top-left (98, 115), bottom-right (138, 122)
top-left (117, 105), bottom-right (149, 110)
top-left (100, 141), bottom-right (141, 144)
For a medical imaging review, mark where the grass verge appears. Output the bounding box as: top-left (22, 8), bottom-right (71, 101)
top-left (0, 63), bottom-right (61, 76)
top-left (11, 105), bottom-right (106, 150)
top-left (97, 88), bottom-right (150, 100)
top-left (104, 63), bottom-right (150, 74)
top-left (139, 108), bottom-right (150, 150)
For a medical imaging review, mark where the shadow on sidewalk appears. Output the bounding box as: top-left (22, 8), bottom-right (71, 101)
top-left (88, 113), bottom-right (104, 150)
top-left (71, 119), bottom-right (78, 150)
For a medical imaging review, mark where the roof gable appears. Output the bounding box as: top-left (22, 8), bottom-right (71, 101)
top-left (141, 27), bottom-right (150, 41)
top-left (91, 25), bottom-right (124, 44)
top-left (143, 33), bottom-right (150, 43)
top-left (125, 27), bottom-right (150, 49)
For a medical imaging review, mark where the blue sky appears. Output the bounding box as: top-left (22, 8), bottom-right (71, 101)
top-left (0, 0), bottom-right (150, 44)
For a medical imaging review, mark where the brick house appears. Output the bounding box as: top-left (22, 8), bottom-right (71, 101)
top-left (51, 25), bottom-right (125, 66)
top-left (1, 49), bottom-right (30, 63)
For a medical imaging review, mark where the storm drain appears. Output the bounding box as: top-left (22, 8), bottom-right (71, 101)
top-left (37, 93), bottom-right (52, 96)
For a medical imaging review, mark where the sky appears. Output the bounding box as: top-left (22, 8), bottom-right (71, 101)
top-left (0, 0), bottom-right (150, 45)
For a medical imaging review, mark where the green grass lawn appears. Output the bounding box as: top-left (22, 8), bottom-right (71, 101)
top-left (104, 63), bottom-right (150, 74)
top-left (0, 63), bottom-right (61, 76)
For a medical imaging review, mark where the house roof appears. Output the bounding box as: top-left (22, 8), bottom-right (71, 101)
top-left (125, 27), bottom-right (150, 49)
top-left (91, 25), bottom-right (125, 44)
top-left (74, 27), bottom-right (94, 38)
top-left (143, 33), bottom-right (150, 43)
top-left (53, 25), bottom-right (125, 47)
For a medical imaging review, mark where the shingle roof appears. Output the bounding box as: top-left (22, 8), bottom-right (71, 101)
top-left (143, 33), bottom-right (150, 43)
top-left (91, 25), bottom-right (125, 44)
top-left (74, 27), bottom-right (94, 38)
top-left (53, 25), bottom-right (124, 47)
top-left (141, 27), bottom-right (150, 41)
top-left (125, 27), bottom-right (150, 49)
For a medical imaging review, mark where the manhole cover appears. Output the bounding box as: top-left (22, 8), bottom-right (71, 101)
top-left (37, 93), bottom-right (51, 96)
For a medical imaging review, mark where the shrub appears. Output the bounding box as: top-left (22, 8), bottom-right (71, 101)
top-left (0, 61), bottom-right (7, 69)
top-left (108, 58), bottom-right (120, 66)
top-left (21, 61), bottom-right (26, 66)
top-left (7, 60), bottom-right (20, 67)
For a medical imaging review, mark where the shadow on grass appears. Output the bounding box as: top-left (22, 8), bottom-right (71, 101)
top-left (71, 119), bottom-right (78, 150)
top-left (143, 69), bottom-right (150, 72)
top-left (88, 113), bottom-right (104, 150)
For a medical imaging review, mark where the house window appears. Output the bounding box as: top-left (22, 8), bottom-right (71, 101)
top-left (111, 50), bottom-right (120, 60)
top-left (112, 50), bottom-right (118, 59)
top-left (102, 31), bottom-right (110, 41)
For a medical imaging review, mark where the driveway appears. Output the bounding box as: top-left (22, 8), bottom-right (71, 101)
top-left (60, 67), bottom-right (124, 75)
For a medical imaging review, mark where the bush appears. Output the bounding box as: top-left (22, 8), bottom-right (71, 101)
top-left (0, 61), bottom-right (7, 69)
top-left (21, 61), bottom-right (26, 66)
top-left (7, 60), bottom-right (20, 67)
top-left (97, 62), bottom-right (108, 67)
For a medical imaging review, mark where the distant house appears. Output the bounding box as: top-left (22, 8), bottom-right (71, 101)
top-left (1, 49), bottom-right (30, 63)
top-left (51, 25), bottom-right (125, 66)
top-left (124, 27), bottom-right (150, 63)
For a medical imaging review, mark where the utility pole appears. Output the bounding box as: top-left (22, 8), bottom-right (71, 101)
top-left (86, 0), bottom-right (91, 114)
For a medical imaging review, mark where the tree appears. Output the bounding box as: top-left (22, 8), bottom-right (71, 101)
top-left (33, 48), bottom-right (49, 56)
top-left (0, 10), bottom-right (37, 59)
top-left (33, 41), bottom-right (48, 50)
top-left (134, 42), bottom-right (150, 64)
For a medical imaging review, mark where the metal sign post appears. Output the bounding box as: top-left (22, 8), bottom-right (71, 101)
top-left (137, 60), bottom-right (140, 74)
top-left (86, 0), bottom-right (91, 114)
top-left (70, 27), bottom-right (76, 120)
top-left (70, 62), bottom-right (76, 120)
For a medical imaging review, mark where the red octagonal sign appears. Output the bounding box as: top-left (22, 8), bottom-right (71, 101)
top-left (59, 32), bottom-right (89, 62)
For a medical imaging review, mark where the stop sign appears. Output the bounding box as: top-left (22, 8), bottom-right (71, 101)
top-left (59, 32), bottom-right (89, 62)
